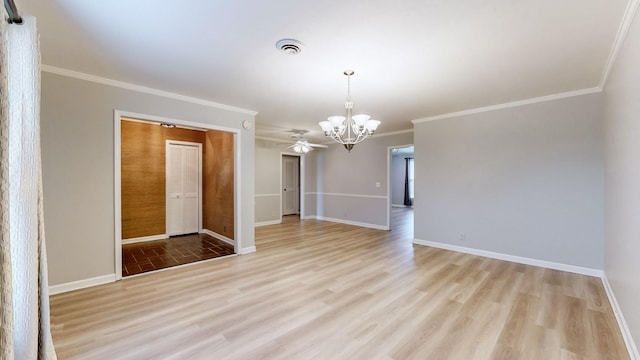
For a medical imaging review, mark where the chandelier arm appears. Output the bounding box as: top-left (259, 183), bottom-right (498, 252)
top-left (353, 132), bottom-right (367, 144)
top-left (330, 131), bottom-right (345, 144)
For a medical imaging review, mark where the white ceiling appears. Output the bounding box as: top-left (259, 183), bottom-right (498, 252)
top-left (20, 0), bottom-right (629, 142)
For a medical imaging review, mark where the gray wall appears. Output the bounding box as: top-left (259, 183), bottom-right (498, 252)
top-left (254, 139), bottom-right (314, 224)
top-left (413, 93), bottom-right (604, 269)
top-left (603, 6), bottom-right (640, 352)
top-left (254, 139), bottom-right (284, 224)
top-left (391, 154), bottom-right (407, 206)
top-left (303, 149), bottom-right (319, 218)
top-left (312, 132), bottom-right (413, 228)
top-left (41, 72), bottom-right (255, 286)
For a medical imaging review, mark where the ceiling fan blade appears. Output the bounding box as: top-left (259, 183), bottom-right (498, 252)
top-left (308, 143), bottom-right (328, 148)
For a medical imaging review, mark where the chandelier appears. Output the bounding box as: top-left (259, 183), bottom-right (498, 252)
top-left (318, 70), bottom-right (381, 152)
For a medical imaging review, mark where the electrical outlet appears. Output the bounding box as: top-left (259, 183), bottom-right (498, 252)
top-left (459, 233), bottom-right (466, 241)
top-left (375, 182), bottom-right (381, 188)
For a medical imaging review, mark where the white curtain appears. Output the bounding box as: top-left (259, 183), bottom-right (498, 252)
top-left (0, 16), bottom-right (57, 359)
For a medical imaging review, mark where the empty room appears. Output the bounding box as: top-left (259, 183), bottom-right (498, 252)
top-left (2, 0), bottom-right (640, 359)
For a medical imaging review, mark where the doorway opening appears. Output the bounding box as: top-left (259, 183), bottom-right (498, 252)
top-left (281, 153), bottom-right (303, 220)
top-left (115, 112), bottom-right (239, 279)
top-left (282, 155), bottom-right (300, 216)
top-left (387, 145), bottom-right (414, 233)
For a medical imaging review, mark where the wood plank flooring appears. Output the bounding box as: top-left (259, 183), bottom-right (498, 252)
top-left (49, 208), bottom-right (629, 359)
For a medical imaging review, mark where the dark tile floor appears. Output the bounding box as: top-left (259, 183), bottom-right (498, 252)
top-left (122, 233), bottom-right (235, 277)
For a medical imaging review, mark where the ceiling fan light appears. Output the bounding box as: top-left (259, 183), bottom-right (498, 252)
top-left (293, 140), bottom-right (312, 154)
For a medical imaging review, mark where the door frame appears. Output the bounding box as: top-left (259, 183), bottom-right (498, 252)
top-left (165, 140), bottom-right (203, 236)
top-left (114, 110), bottom-right (242, 281)
top-left (280, 152), bottom-right (304, 220)
top-left (387, 144), bottom-right (414, 230)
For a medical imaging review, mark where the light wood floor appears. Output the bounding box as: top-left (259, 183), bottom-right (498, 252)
top-left (50, 208), bottom-right (628, 359)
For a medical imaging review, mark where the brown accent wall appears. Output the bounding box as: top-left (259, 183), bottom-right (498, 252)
top-left (203, 130), bottom-right (235, 240)
top-left (121, 119), bottom-right (206, 239)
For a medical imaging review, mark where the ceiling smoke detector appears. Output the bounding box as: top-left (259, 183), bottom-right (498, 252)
top-left (276, 38), bottom-right (303, 55)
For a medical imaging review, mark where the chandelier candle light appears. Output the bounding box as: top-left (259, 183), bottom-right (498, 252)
top-left (319, 70), bottom-right (381, 152)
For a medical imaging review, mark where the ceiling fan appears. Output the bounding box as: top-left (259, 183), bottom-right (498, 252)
top-left (288, 130), bottom-right (328, 154)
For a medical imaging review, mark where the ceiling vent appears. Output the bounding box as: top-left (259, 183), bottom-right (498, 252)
top-left (276, 39), bottom-right (303, 55)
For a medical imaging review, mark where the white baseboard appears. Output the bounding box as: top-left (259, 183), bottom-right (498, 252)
top-left (255, 219), bottom-right (282, 227)
top-left (392, 204), bottom-right (408, 208)
top-left (122, 234), bottom-right (167, 245)
top-left (601, 275), bottom-right (639, 360)
top-left (315, 216), bottom-right (390, 231)
top-left (412, 239), bottom-right (603, 277)
top-left (238, 246), bottom-right (256, 254)
top-left (200, 229), bottom-right (234, 247)
top-left (49, 274), bottom-right (116, 295)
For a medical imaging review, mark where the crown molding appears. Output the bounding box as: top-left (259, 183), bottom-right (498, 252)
top-left (255, 135), bottom-right (288, 143)
top-left (411, 87), bottom-right (602, 124)
top-left (41, 64), bottom-right (258, 116)
top-left (373, 128), bottom-right (414, 137)
top-left (600, 0), bottom-right (640, 89)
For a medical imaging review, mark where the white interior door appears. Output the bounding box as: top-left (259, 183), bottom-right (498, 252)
top-left (282, 155), bottom-right (300, 215)
top-left (167, 142), bottom-right (201, 236)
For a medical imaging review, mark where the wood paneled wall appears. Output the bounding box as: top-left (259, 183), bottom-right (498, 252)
top-left (121, 120), bottom-right (206, 239)
top-left (203, 130), bottom-right (235, 240)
